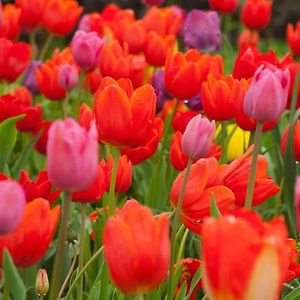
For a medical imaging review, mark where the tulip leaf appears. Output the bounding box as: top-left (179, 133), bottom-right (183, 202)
top-left (87, 280), bottom-right (101, 300)
top-left (283, 286), bottom-right (300, 300)
top-left (0, 115), bottom-right (25, 172)
top-left (2, 249), bottom-right (26, 300)
top-left (210, 193), bottom-right (221, 218)
top-left (175, 281), bottom-right (187, 300)
top-left (183, 266), bottom-right (202, 300)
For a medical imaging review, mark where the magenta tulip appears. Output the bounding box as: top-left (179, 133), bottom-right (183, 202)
top-left (47, 118), bottom-right (98, 191)
top-left (0, 181), bottom-right (26, 235)
top-left (243, 65), bottom-right (290, 122)
top-left (58, 64), bottom-right (78, 90)
top-left (181, 114), bottom-right (216, 158)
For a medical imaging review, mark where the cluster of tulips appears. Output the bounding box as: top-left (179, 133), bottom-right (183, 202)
top-left (0, 0), bottom-right (300, 299)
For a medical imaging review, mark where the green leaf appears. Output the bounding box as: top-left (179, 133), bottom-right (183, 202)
top-left (184, 266), bottom-right (202, 300)
top-left (175, 281), bottom-right (187, 300)
top-left (210, 193), bottom-right (221, 218)
top-left (146, 289), bottom-right (161, 300)
top-left (2, 249), bottom-right (26, 300)
top-left (87, 280), bottom-right (101, 300)
top-left (0, 115), bottom-right (25, 171)
top-left (283, 286), bottom-right (300, 300)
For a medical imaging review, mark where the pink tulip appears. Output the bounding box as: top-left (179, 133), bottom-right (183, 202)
top-left (181, 114), bottom-right (216, 158)
top-left (0, 181), bottom-right (26, 235)
top-left (243, 65), bottom-right (290, 122)
top-left (47, 118), bottom-right (98, 191)
top-left (71, 30), bottom-right (104, 70)
top-left (58, 64), bottom-right (78, 90)
top-left (296, 176), bottom-right (300, 232)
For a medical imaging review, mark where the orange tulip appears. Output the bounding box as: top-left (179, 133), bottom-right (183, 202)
top-left (35, 60), bottom-right (67, 100)
top-left (78, 103), bottom-right (94, 130)
top-left (281, 120), bottom-right (300, 162)
top-left (287, 22), bottom-right (300, 57)
top-left (0, 198), bottom-right (60, 268)
top-left (0, 4), bottom-right (21, 40)
top-left (123, 21), bottom-right (146, 54)
top-left (285, 238), bottom-right (300, 282)
top-left (16, 0), bottom-right (45, 30)
top-left (202, 209), bottom-right (289, 300)
top-left (201, 74), bottom-right (243, 121)
top-left (222, 146), bottom-right (280, 206)
top-left (104, 199), bottom-right (170, 295)
top-left (0, 38), bottom-right (31, 82)
top-left (42, 0), bottom-right (83, 36)
top-left (144, 31), bottom-right (176, 67)
top-left (170, 157), bottom-right (236, 234)
top-left (94, 77), bottom-right (161, 149)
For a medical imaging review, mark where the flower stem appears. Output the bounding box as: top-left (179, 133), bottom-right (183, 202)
top-left (245, 121), bottom-right (263, 209)
top-left (166, 156), bottom-right (193, 300)
top-left (49, 191), bottom-right (71, 300)
top-left (108, 147), bottom-right (119, 216)
top-left (77, 203), bottom-right (86, 300)
top-left (29, 31), bottom-right (37, 59)
top-left (39, 34), bottom-right (53, 61)
top-left (64, 246), bottom-right (104, 300)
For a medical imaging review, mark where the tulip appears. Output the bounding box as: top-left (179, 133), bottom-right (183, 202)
top-left (202, 209), bottom-right (289, 300)
top-left (285, 238), bottom-right (300, 282)
top-left (35, 269), bottom-right (49, 297)
top-left (78, 103), bottom-right (94, 130)
top-left (281, 120), bottom-right (300, 162)
top-left (58, 64), bottom-right (78, 90)
top-left (287, 22), bottom-right (300, 57)
top-left (181, 114), bottom-right (216, 158)
top-left (47, 118), bottom-right (98, 191)
top-left (42, 0), bottom-right (83, 36)
top-left (238, 30), bottom-right (259, 49)
top-left (104, 199), bottom-right (170, 295)
top-left (209, 0), bottom-right (238, 14)
top-left (0, 198), bottom-right (60, 267)
top-left (34, 121), bottom-right (52, 155)
top-left (243, 65), bottom-right (290, 122)
top-left (123, 21), bottom-right (146, 54)
top-left (201, 74), bottom-right (243, 121)
top-left (23, 60), bottom-right (42, 95)
top-left (83, 69), bottom-right (103, 94)
top-left (0, 181), bottom-right (26, 235)
top-left (296, 177), bottom-right (300, 232)
top-left (182, 10), bottom-right (221, 52)
top-left (142, 0), bottom-right (165, 5)
top-left (71, 30), bottom-right (104, 70)
top-left (0, 4), bottom-right (21, 40)
top-left (172, 111), bottom-right (199, 134)
top-left (0, 38), bottom-right (31, 82)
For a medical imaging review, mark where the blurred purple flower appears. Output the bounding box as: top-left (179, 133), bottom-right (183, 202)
top-left (185, 94), bottom-right (202, 111)
top-left (23, 60), bottom-right (42, 95)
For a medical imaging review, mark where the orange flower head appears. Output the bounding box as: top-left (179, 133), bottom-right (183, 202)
top-left (78, 103), bottom-right (94, 130)
top-left (285, 238), bottom-right (300, 282)
top-left (222, 145), bottom-right (280, 206)
top-left (16, 0), bottom-right (45, 30)
top-left (281, 120), bottom-right (300, 162)
top-left (123, 21), bottom-right (146, 54)
top-left (201, 74), bottom-right (243, 121)
top-left (241, 0), bottom-right (272, 30)
top-left (42, 0), bottom-right (83, 36)
top-left (202, 209), bottom-right (289, 300)
top-left (0, 198), bottom-right (60, 268)
top-left (0, 38), bottom-right (31, 82)
top-left (0, 4), bottom-right (21, 40)
top-left (104, 199), bottom-right (170, 295)
top-left (287, 22), bottom-right (300, 57)
top-left (144, 31), bottom-right (176, 67)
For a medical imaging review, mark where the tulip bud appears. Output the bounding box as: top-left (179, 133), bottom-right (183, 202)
top-left (181, 114), bottom-right (216, 158)
top-left (35, 269), bottom-right (49, 297)
top-left (47, 118), bottom-right (99, 191)
top-left (243, 65), bottom-right (290, 122)
top-left (71, 30), bottom-right (104, 70)
top-left (58, 64), bottom-right (78, 90)
top-left (296, 177), bottom-right (300, 232)
top-left (0, 181), bottom-right (26, 235)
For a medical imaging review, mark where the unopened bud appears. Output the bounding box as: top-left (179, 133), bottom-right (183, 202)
top-left (35, 269), bottom-right (49, 297)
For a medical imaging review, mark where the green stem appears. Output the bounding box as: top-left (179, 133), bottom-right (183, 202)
top-left (108, 147), bottom-right (119, 216)
top-left (62, 92), bottom-right (69, 118)
top-left (3, 281), bottom-right (10, 300)
top-left (220, 121), bottom-right (227, 163)
top-left (137, 295), bottom-right (145, 300)
top-left (29, 31), bottom-right (37, 59)
top-left (76, 72), bottom-right (85, 114)
top-left (39, 34), bottom-right (53, 61)
top-left (244, 121), bottom-right (263, 209)
top-left (166, 157), bottom-right (193, 300)
top-left (77, 203), bottom-right (86, 300)
top-left (64, 246), bottom-right (104, 300)
top-left (290, 70), bottom-right (300, 122)
top-left (49, 191), bottom-right (72, 300)
top-left (176, 228), bottom-right (189, 263)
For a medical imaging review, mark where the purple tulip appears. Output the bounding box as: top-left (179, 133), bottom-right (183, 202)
top-left (152, 70), bottom-right (172, 113)
top-left (0, 180), bottom-right (26, 235)
top-left (47, 118), bottom-right (99, 191)
top-left (185, 94), bottom-right (202, 111)
top-left (243, 65), bottom-right (290, 122)
top-left (58, 64), bottom-right (78, 90)
top-left (71, 30), bottom-right (104, 70)
top-left (181, 114), bottom-right (215, 158)
top-left (23, 60), bottom-right (42, 95)
top-left (182, 10), bottom-right (222, 52)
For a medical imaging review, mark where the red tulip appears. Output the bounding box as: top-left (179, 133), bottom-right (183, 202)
top-left (0, 4), bottom-right (21, 40)
top-left (287, 22), bottom-right (300, 57)
top-left (281, 120), bottom-right (300, 162)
